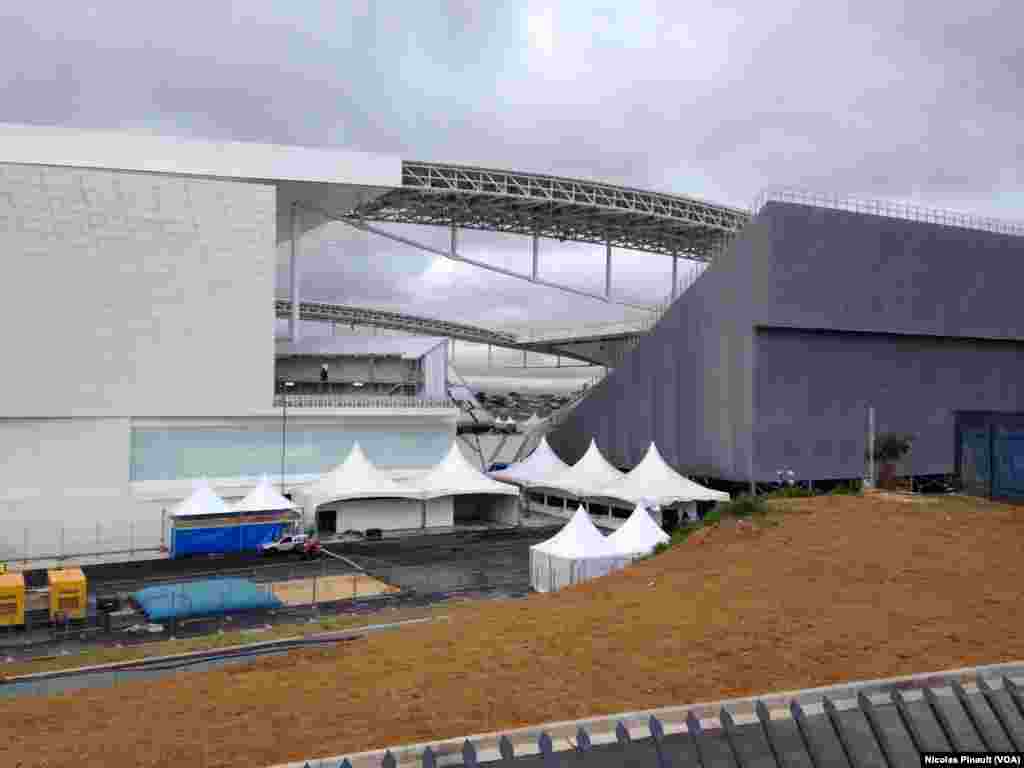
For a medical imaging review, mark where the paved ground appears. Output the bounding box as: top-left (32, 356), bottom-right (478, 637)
top-left (1, 525), bottom-right (562, 659)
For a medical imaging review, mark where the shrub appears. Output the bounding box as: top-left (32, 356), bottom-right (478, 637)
top-left (716, 495), bottom-right (767, 518)
top-left (829, 480), bottom-right (863, 496)
top-left (766, 486), bottom-right (817, 499)
top-left (868, 433), bottom-right (915, 463)
top-left (702, 507), bottom-right (722, 525)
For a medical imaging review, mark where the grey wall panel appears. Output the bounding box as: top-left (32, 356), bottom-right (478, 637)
top-left (757, 202), bottom-right (1024, 340)
top-left (753, 328), bottom-right (1024, 481)
top-left (551, 215), bottom-right (767, 481)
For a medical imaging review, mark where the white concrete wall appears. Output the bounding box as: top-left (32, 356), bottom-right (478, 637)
top-left (327, 499), bottom-right (424, 532)
top-left (0, 417), bottom-right (160, 559)
top-left (0, 163), bottom-right (276, 418)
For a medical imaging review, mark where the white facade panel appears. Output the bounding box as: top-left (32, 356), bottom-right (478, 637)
top-left (0, 123), bottom-right (402, 188)
top-left (0, 163), bottom-right (275, 417)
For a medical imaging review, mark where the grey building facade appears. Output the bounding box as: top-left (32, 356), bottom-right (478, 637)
top-left (550, 200), bottom-right (1024, 487)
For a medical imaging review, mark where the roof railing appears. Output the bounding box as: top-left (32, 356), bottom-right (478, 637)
top-left (752, 186), bottom-right (1024, 238)
top-left (272, 395), bottom-right (456, 409)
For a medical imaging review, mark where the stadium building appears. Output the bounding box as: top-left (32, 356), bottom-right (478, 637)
top-left (0, 123), bottom-right (458, 560)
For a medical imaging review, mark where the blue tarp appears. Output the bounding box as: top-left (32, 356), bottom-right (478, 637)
top-left (170, 522), bottom-right (287, 558)
top-left (132, 578), bottom-right (282, 621)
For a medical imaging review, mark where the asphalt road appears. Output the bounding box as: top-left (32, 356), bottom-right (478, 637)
top-left (21, 526), bottom-right (560, 595)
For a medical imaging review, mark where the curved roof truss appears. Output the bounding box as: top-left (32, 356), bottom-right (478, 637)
top-left (351, 161), bottom-right (750, 259)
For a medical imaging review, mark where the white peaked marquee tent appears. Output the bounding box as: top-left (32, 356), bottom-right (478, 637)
top-left (593, 442), bottom-right (730, 509)
top-left (417, 441), bottom-right (521, 526)
top-left (418, 442), bottom-right (520, 499)
top-left (606, 503), bottom-right (671, 560)
top-left (298, 442), bottom-right (423, 532)
top-left (229, 475), bottom-right (300, 514)
top-left (489, 435), bottom-right (571, 486)
top-left (529, 506), bottom-right (631, 593)
top-left (529, 438), bottom-right (625, 499)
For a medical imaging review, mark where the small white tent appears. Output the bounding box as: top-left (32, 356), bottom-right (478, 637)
top-left (529, 506), bottom-right (631, 593)
top-left (229, 475), bottom-right (300, 514)
top-left (594, 442), bottom-right (730, 508)
top-left (169, 479), bottom-right (232, 518)
top-left (489, 435), bottom-right (571, 486)
top-left (606, 503), bottom-right (670, 560)
top-left (529, 438), bottom-right (625, 498)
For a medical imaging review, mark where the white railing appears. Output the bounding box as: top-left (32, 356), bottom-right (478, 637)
top-left (272, 395), bottom-right (455, 409)
top-left (752, 186), bottom-right (1024, 238)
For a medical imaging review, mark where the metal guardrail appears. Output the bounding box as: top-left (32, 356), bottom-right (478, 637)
top-left (272, 396), bottom-right (456, 409)
top-left (753, 186), bottom-right (1024, 238)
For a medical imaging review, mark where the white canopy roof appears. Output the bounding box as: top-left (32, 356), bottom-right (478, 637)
top-left (229, 475), bottom-right (300, 513)
top-left (417, 441), bottom-right (520, 499)
top-left (593, 442), bottom-right (731, 506)
top-left (170, 479), bottom-right (233, 518)
top-left (530, 506), bottom-right (621, 559)
top-left (606, 504), bottom-right (671, 557)
top-left (529, 438), bottom-right (625, 497)
top-left (300, 442), bottom-right (423, 510)
top-left (489, 435), bottom-right (571, 485)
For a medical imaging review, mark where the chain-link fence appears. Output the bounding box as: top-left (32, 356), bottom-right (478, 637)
top-left (0, 519), bottom-right (165, 565)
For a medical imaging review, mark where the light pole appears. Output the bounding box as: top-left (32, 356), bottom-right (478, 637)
top-left (280, 380), bottom-right (295, 496)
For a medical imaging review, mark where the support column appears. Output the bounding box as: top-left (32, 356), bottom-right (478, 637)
top-left (532, 234), bottom-right (539, 280)
top-left (605, 241), bottom-right (612, 301)
top-left (671, 255), bottom-right (678, 300)
top-left (450, 224), bottom-right (458, 257)
top-left (290, 203), bottom-right (301, 342)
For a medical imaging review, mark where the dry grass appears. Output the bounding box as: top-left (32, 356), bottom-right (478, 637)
top-left (1, 605), bottom-right (443, 679)
top-left (3, 494), bottom-right (1024, 768)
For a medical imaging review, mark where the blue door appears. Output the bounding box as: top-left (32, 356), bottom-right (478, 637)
top-left (959, 429), bottom-right (991, 497)
top-left (993, 430), bottom-right (1024, 500)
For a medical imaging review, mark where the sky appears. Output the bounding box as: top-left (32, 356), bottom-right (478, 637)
top-left (3, 0), bottom-right (1022, 390)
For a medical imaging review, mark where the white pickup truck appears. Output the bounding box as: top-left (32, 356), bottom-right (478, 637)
top-left (260, 534), bottom-right (309, 555)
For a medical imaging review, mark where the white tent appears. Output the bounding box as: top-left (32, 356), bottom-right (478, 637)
top-left (529, 506), bottom-right (631, 593)
top-left (298, 442), bottom-right (422, 522)
top-left (418, 441), bottom-right (520, 499)
top-left (606, 503), bottom-right (670, 560)
top-left (489, 435), bottom-right (571, 486)
top-left (529, 438), bottom-right (625, 498)
top-left (229, 475), bottom-right (300, 513)
top-left (593, 442), bottom-right (730, 507)
top-left (169, 479), bottom-right (232, 518)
